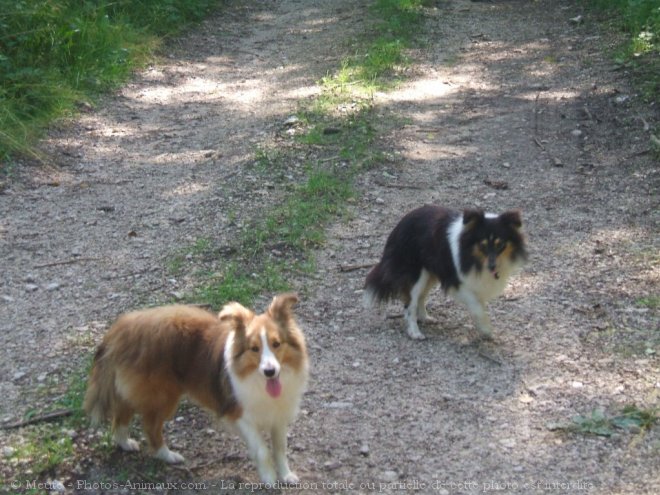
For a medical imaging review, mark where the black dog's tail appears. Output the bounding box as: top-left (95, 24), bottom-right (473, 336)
top-left (363, 260), bottom-right (399, 307)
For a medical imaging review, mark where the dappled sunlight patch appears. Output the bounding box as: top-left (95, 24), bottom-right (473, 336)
top-left (164, 181), bottom-right (210, 198)
top-left (383, 77), bottom-right (457, 103)
top-left (518, 88), bottom-right (581, 102)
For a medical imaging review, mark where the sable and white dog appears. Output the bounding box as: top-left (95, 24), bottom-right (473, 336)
top-left (364, 205), bottom-right (527, 340)
top-left (84, 293), bottom-right (308, 484)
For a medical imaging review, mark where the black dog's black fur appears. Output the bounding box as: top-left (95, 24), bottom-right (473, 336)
top-left (364, 204), bottom-right (527, 339)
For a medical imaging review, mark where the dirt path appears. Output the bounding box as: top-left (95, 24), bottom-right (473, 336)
top-left (1, 0), bottom-right (658, 493)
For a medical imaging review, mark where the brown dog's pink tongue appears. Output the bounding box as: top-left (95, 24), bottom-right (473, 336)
top-left (266, 377), bottom-right (282, 398)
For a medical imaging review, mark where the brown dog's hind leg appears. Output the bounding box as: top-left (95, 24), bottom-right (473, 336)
top-left (112, 400), bottom-right (139, 452)
top-left (141, 399), bottom-right (184, 464)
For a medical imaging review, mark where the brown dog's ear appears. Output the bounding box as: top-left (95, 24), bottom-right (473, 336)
top-left (463, 209), bottom-right (484, 229)
top-left (219, 302), bottom-right (253, 336)
top-left (268, 292), bottom-right (299, 326)
top-left (500, 210), bottom-right (522, 229)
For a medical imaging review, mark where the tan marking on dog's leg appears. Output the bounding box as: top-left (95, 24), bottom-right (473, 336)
top-left (112, 401), bottom-right (139, 452)
top-left (404, 270), bottom-right (430, 340)
top-left (142, 404), bottom-right (184, 464)
top-left (453, 287), bottom-right (493, 339)
top-left (417, 273), bottom-right (439, 323)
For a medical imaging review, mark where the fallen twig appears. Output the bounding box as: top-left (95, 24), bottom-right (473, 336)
top-left (167, 464), bottom-right (195, 477)
top-left (1, 409), bottom-right (73, 429)
top-left (34, 257), bottom-right (103, 269)
top-left (477, 350), bottom-right (503, 366)
top-left (339, 262), bottom-right (374, 272)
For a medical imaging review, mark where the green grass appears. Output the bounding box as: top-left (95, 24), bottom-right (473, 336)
top-left (583, 0), bottom-right (660, 99)
top-left (0, 0), bottom-right (222, 164)
top-left (7, 428), bottom-right (74, 476)
top-left (189, 0), bottom-right (429, 309)
top-left (319, 0), bottom-right (428, 94)
top-left (571, 405), bottom-right (659, 436)
top-left (195, 262), bottom-right (289, 308)
top-left (636, 295), bottom-right (660, 309)
top-left (550, 404), bottom-right (659, 437)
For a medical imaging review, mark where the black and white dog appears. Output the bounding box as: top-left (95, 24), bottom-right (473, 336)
top-left (364, 205), bottom-right (527, 340)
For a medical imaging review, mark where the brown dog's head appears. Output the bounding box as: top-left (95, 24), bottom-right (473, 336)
top-left (220, 293), bottom-right (306, 397)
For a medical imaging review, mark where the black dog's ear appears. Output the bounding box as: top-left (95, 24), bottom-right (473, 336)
top-left (463, 209), bottom-right (484, 229)
top-left (500, 210), bottom-right (522, 229)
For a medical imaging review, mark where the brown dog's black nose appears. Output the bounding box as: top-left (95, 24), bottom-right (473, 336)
top-left (264, 368), bottom-right (276, 378)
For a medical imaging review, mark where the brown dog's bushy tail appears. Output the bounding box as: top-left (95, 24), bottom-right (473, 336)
top-left (83, 343), bottom-right (116, 426)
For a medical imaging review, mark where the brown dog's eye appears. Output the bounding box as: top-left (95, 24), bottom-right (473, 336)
top-left (251, 345), bottom-right (259, 353)
top-left (272, 341), bottom-right (281, 348)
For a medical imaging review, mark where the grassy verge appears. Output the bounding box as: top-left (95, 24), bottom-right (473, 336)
top-left (583, 0), bottom-right (660, 100)
top-left (188, 0), bottom-right (430, 308)
top-left (0, 0), bottom-right (222, 166)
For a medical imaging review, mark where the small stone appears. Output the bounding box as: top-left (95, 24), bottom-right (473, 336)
top-left (323, 460), bottom-right (341, 470)
top-left (500, 438), bottom-right (517, 448)
top-left (502, 162), bottom-right (511, 168)
top-left (37, 373), bottom-right (48, 382)
top-left (571, 129), bottom-right (583, 137)
top-left (283, 115), bottom-right (300, 127)
top-left (46, 282), bottom-right (61, 291)
top-left (13, 371), bottom-right (26, 381)
top-left (382, 470), bottom-right (398, 482)
top-left (359, 444), bottom-right (370, 456)
top-left (571, 381), bottom-right (584, 388)
top-left (2, 446), bottom-right (16, 458)
top-left (375, 197), bottom-right (385, 204)
top-left (1, 295), bottom-right (14, 303)
top-left (25, 284), bottom-right (39, 292)
top-left (48, 479), bottom-right (65, 492)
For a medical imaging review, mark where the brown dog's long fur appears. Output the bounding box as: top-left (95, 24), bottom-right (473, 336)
top-left (84, 293), bottom-right (308, 481)
top-left (84, 305), bottom-right (239, 451)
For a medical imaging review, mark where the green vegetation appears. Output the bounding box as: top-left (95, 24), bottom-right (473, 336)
top-left (583, 0), bottom-right (660, 98)
top-left (0, 0), bottom-right (221, 164)
top-left (7, 427), bottom-right (74, 475)
top-left (192, 0), bottom-right (430, 308)
top-left (550, 404), bottom-right (659, 437)
top-left (636, 295), bottom-right (660, 309)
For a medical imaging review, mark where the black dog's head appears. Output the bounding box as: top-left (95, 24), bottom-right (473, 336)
top-left (460, 209), bottom-right (527, 278)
